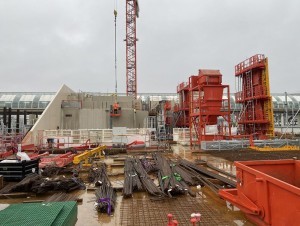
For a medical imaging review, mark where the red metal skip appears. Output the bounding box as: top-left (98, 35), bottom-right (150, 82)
top-left (219, 159), bottom-right (300, 226)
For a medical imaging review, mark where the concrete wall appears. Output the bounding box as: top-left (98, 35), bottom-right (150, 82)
top-left (62, 108), bottom-right (80, 130)
top-left (23, 89), bottom-right (149, 145)
top-left (79, 109), bottom-right (109, 129)
top-left (61, 93), bottom-right (148, 130)
top-left (61, 107), bottom-right (148, 130)
top-left (67, 94), bottom-right (139, 110)
top-left (22, 84), bottom-right (74, 145)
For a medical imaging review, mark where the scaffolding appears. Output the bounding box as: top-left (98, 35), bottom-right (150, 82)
top-left (0, 123), bottom-right (26, 153)
top-left (235, 54), bottom-right (274, 139)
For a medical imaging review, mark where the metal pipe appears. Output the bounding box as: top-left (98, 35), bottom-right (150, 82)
top-left (285, 92), bottom-right (288, 126)
top-left (16, 109), bottom-right (20, 133)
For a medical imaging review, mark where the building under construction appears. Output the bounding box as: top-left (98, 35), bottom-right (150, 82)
top-left (1, 0), bottom-right (300, 224)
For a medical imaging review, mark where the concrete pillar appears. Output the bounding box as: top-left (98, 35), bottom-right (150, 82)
top-left (24, 110), bottom-right (27, 125)
top-left (16, 109), bottom-right (20, 133)
top-left (8, 108), bottom-right (12, 133)
top-left (3, 107), bottom-right (7, 126)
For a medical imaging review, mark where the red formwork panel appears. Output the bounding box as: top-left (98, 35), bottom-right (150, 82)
top-left (219, 159), bottom-right (300, 226)
top-left (39, 152), bottom-right (75, 168)
top-left (189, 76), bottom-right (199, 88)
top-left (198, 70), bottom-right (222, 85)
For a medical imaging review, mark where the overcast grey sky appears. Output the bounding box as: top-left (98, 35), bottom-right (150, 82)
top-left (0, 0), bottom-right (299, 94)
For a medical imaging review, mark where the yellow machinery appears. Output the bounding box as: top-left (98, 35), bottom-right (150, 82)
top-left (249, 134), bottom-right (300, 151)
top-left (73, 145), bottom-right (106, 167)
top-left (250, 145), bottom-right (300, 151)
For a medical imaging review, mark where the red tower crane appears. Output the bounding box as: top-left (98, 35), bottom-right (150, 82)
top-left (125, 0), bottom-right (139, 99)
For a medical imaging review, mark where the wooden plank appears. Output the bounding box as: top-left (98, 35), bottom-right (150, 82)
top-left (0, 192), bottom-right (28, 199)
top-left (23, 200), bottom-right (44, 203)
top-left (0, 176), bottom-right (3, 190)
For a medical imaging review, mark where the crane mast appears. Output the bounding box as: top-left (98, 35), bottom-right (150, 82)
top-left (126, 0), bottom-right (139, 99)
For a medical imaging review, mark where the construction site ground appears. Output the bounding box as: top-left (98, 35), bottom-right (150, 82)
top-left (206, 148), bottom-right (300, 162)
top-left (4, 144), bottom-right (297, 225)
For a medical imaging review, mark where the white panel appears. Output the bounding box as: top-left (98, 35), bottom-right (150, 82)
top-left (293, 96), bottom-right (300, 102)
top-left (0, 95), bottom-right (16, 101)
top-left (20, 95), bottom-right (35, 101)
top-left (39, 95), bottom-right (54, 102)
top-left (277, 96), bottom-right (292, 102)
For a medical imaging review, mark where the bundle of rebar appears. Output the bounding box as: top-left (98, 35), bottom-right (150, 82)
top-left (95, 184), bottom-right (117, 215)
top-left (172, 164), bottom-right (197, 186)
top-left (178, 159), bottom-right (236, 194)
top-left (154, 154), bottom-right (186, 197)
top-left (133, 158), bottom-right (164, 197)
top-left (0, 183), bottom-right (15, 194)
top-left (31, 177), bottom-right (86, 194)
top-left (90, 162), bottom-right (117, 215)
top-left (140, 157), bottom-right (158, 173)
top-left (123, 157), bottom-right (143, 198)
top-left (41, 166), bottom-right (72, 177)
top-left (10, 173), bottom-right (42, 192)
top-left (88, 163), bottom-right (110, 186)
top-left (179, 159), bottom-right (236, 187)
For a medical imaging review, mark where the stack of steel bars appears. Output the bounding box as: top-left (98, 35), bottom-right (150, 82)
top-left (88, 163), bottom-right (110, 186)
top-left (95, 184), bottom-right (116, 215)
top-left (31, 177), bottom-right (86, 194)
top-left (140, 157), bottom-right (158, 173)
top-left (123, 157), bottom-right (143, 198)
top-left (179, 159), bottom-right (236, 194)
top-left (154, 154), bottom-right (187, 197)
top-left (41, 166), bottom-right (72, 177)
top-left (9, 173), bottom-right (42, 192)
top-left (133, 157), bottom-right (164, 197)
top-left (92, 163), bottom-right (117, 215)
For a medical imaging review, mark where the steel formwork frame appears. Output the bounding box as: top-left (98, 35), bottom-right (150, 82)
top-left (126, 0), bottom-right (138, 99)
top-left (174, 82), bottom-right (190, 127)
top-left (189, 71), bottom-right (231, 146)
top-left (235, 54), bottom-right (274, 138)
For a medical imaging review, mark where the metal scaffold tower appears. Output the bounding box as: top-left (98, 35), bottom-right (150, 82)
top-left (125, 0), bottom-right (139, 99)
top-left (189, 70), bottom-right (231, 146)
top-left (235, 54), bottom-right (274, 139)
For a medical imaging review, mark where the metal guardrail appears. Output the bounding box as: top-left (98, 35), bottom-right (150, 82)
top-left (201, 139), bottom-right (300, 151)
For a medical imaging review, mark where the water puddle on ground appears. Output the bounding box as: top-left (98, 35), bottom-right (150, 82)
top-left (173, 144), bottom-right (236, 175)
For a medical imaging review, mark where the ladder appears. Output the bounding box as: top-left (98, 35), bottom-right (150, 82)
top-left (157, 125), bottom-right (168, 150)
top-left (245, 71), bottom-right (253, 98)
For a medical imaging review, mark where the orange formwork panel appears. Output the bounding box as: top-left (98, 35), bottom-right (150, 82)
top-left (219, 159), bottom-right (300, 226)
top-left (174, 81), bottom-right (190, 127)
top-left (39, 152), bottom-right (76, 168)
top-left (235, 54), bottom-right (274, 139)
top-left (189, 69), bottom-right (231, 145)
